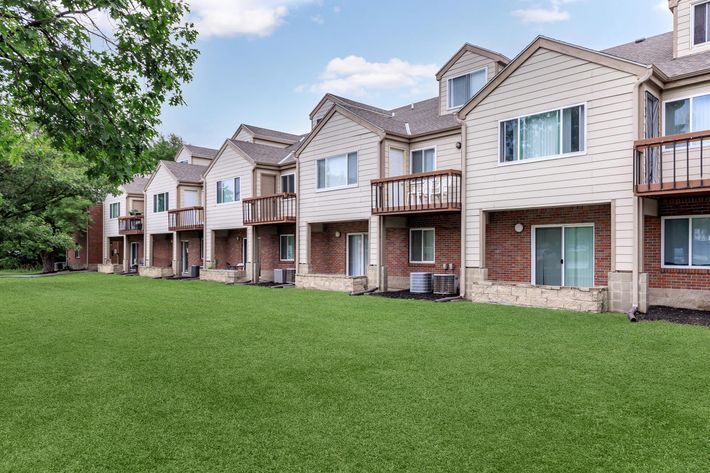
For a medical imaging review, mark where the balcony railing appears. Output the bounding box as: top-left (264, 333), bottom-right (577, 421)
top-left (371, 169), bottom-right (462, 215)
top-left (634, 130), bottom-right (710, 196)
top-left (118, 215), bottom-right (144, 235)
top-left (243, 193), bottom-right (297, 225)
top-left (168, 206), bottom-right (204, 231)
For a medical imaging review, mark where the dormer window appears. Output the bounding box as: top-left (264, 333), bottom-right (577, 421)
top-left (694, 1), bottom-right (710, 46)
top-left (448, 68), bottom-right (487, 109)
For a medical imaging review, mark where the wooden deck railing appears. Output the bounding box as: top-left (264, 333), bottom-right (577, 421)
top-left (243, 193), bottom-right (296, 225)
top-left (634, 130), bottom-right (710, 195)
top-left (371, 169), bottom-right (462, 215)
top-left (168, 206), bottom-right (204, 231)
top-left (118, 215), bottom-right (144, 235)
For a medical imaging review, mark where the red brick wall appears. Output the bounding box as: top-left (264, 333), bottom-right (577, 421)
top-left (67, 231), bottom-right (87, 268)
top-left (108, 237), bottom-right (124, 265)
top-left (67, 203), bottom-right (103, 267)
top-left (152, 234), bottom-right (173, 267)
top-left (644, 196), bottom-right (710, 290)
top-left (486, 205), bottom-right (612, 286)
top-left (213, 229), bottom-right (246, 269)
top-left (258, 224), bottom-right (296, 272)
top-left (310, 221), bottom-right (368, 274)
top-left (177, 230), bottom-right (204, 271)
top-left (126, 235), bottom-right (144, 267)
top-left (385, 214), bottom-right (461, 277)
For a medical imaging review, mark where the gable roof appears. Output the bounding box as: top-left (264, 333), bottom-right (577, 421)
top-left (457, 36), bottom-right (651, 118)
top-left (308, 93), bottom-right (391, 120)
top-left (228, 139), bottom-right (301, 166)
top-left (183, 144), bottom-right (218, 159)
top-left (122, 175), bottom-right (150, 195)
top-left (435, 43), bottom-right (510, 80)
top-left (161, 160), bottom-right (208, 184)
top-left (231, 124), bottom-right (302, 145)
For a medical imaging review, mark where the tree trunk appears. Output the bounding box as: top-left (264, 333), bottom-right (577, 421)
top-left (41, 252), bottom-right (56, 273)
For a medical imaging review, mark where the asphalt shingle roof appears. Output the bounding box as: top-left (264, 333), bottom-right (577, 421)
top-left (123, 175), bottom-right (150, 194)
top-left (161, 160), bottom-right (208, 183)
top-left (228, 139), bottom-right (301, 167)
top-left (183, 144), bottom-right (219, 159)
top-left (242, 125), bottom-right (302, 144)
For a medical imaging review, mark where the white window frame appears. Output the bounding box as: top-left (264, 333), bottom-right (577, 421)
top-left (661, 92), bottom-right (710, 142)
top-left (498, 103), bottom-right (588, 166)
top-left (109, 202), bottom-right (120, 219)
top-left (661, 215), bottom-right (710, 269)
top-left (530, 223), bottom-right (596, 287)
top-left (345, 232), bottom-right (369, 277)
top-left (315, 152), bottom-right (358, 192)
top-left (409, 146), bottom-right (437, 174)
top-left (153, 192), bottom-right (169, 213)
top-left (409, 228), bottom-right (436, 264)
top-left (691, 0), bottom-right (710, 48)
top-left (281, 173), bottom-right (296, 193)
top-left (447, 67), bottom-right (488, 110)
top-left (216, 177), bottom-right (241, 205)
top-left (279, 234), bottom-right (295, 262)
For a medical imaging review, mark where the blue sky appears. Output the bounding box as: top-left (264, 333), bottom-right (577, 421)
top-left (159, 0), bottom-right (673, 148)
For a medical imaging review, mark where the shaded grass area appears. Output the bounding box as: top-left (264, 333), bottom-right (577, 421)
top-left (0, 273), bottom-right (708, 472)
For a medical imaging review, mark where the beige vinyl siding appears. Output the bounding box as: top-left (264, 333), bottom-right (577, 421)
top-left (439, 51), bottom-right (498, 115)
top-left (298, 111), bottom-right (381, 267)
top-left (102, 193), bottom-right (125, 261)
top-left (464, 48), bottom-right (638, 273)
top-left (234, 129), bottom-right (254, 142)
top-left (253, 138), bottom-right (289, 148)
top-left (675, 0), bottom-right (710, 57)
top-left (191, 157), bottom-right (213, 167)
top-left (203, 144), bottom-right (253, 262)
top-left (410, 133), bottom-right (462, 171)
top-left (145, 165), bottom-right (177, 237)
top-left (311, 99), bottom-right (335, 129)
top-left (175, 148), bottom-right (192, 163)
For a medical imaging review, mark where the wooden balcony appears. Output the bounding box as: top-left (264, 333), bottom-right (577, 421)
top-left (371, 169), bottom-right (462, 215)
top-left (168, 206), bottom-right (204, 231)
top-left (243, 193), bottom-right (297, 225)
top-left (634, 130), bottom-right (710, 196)
top-left (118, 215), bottom-right (144, 235)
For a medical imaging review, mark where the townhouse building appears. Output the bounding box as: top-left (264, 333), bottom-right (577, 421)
top-left (66, 203), bottom-right (103, 271)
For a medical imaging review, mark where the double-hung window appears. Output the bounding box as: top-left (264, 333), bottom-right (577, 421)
top-left (280, 234), bottom-right (295, 261)
top-left (448, 68), bottom-right (487, 109)
top-left (153, 192), bottom-right (169, 213)
top-left (217, 178), bottom-right (241, 204)
top-left (281, 174), bottom-right (295, 193)
top-left (663, 216), bottom-right (710, 268)
top-left (664, 93), bottom-right (710, 138)
top-left (316, 152), bottom-right (357, 190)
top-left (500, 104), bottom-right (586, 163)
top-left (410, 228), bottom-right (435, 263)
top-left (411, 148), bottom-right (436, 173)
top-left (694, 1), bottom-right (710, 46)
top-left (109, 202), bottom-right (120, 219)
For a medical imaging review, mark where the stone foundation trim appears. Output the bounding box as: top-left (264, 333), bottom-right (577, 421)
top-left (296, 273), bottom-right (368, 293)
top-left (200, 269), bottom-right (248, 284)
top-left (649, 287), bottom-right (710, 311)
top-left (139, 266), bottom-right (174, 278)
top-left (98, 263), bottom-right (122, 274)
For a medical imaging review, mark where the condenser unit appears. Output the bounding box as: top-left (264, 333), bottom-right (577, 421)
top-left (274, 269), bottom-right (286, 284)
top-left (432, 274), bottom-right (458, 295)
top-left (410, 272), bottom-right (433, 294)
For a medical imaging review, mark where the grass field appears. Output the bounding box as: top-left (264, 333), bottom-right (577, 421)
top-left (0, 273), bottom-right (708, 472)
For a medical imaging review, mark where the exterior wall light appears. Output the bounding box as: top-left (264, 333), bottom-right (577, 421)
top-left (515, 223), bottom-right (524, 233)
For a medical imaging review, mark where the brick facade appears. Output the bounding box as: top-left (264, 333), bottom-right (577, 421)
top-left (177, 230), bottom-right (204, 273)
top-left (310, 221), bottom-right (368, 274)
top-left (257, 224), bottom-right (297, 273)
top-left (385, 214), bottom-right (461, 277)
top-left (485, 204), bottom-right (612, 287)
top-left (125, 235), bottom-right (144, 269)
top-left (213, 229), bottom-right (246, 269)
top-left (67, 203), bottom-right (103, 269)
top-left (108, 237), bottom-right (124, 266)
top-left (151, 234), bottom-right (173, 268)
top-left (644, 196), bottom-right (710, 290)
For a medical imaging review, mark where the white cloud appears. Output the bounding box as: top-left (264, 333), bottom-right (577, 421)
top-left (189, 0), bottom-right (317, 38)
top-left (512, 0), bottom-right (576, 23)
top-left (654, 0), bottom-right (669, 12)
top-left (298, 55), bottom-right (438, 97)
top-left (311, 14), bottom-right (325, 24)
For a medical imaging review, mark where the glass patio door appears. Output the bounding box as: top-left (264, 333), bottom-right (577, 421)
top-left (534, 225), bottom-right (594, 287)
top-left (181, 241), bottom-right (189, 274)
top-left (130, 242), bottom-right (139, 268)
top-left (347, 233), bottom-right (368, 277)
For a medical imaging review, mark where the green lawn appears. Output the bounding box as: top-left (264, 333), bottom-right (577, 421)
top-left (0, 273), bottom-right (708, 472)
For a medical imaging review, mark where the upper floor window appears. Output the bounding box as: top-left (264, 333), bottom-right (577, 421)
top-left (281, 173), bottom-right (295, 193)
top-left (153, 192), bottom-right (169, 213)
top-left (663, 216), bottom-right (710, 268)
top-left (316, 152), bottom-right (357, 190)
top-left (217, 177), bottom-right (241, 204)
top-left (500, 104), bottom-right (586, 163)
top-left (694, 1), bottom-right (710, 46)
top-left (411, 148), bottom-right (436, 173)
top-left (448, 68), bottom-right (487, 109)
top-left (665, 93), bottom-right (710, 136)
top-left (109, 202), bottom-right (120, 219)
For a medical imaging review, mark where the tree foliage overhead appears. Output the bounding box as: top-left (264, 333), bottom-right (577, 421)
top-left (0, 1), bottom-right (198, 183)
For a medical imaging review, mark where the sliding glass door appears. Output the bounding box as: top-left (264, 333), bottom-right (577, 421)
top-left (347, 233), bottom-right (368, 277)
top-left (534, 225), bottom-right (594, 288)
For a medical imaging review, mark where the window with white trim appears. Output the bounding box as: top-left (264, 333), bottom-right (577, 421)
top-left (109, 202), bottom-right (120, 219)
top-left (280, 234), bottom-right (295, 261)
top-left (316, 152), bottom-right (357, 190)
top-left (664, 93), bottom-right (710, 137)
top-left (281, 173), bottom-right (295, 193)
top-left (694, 1), bottom-right (710, 46)
top-left (410, 228), bottom-right (435, 263)
top-left (411, 148), bottom-right (436, 173)
top-left (663, 216), bottom-right (710, 268)
top-left (448, 68), bottom-right (487, 109)
top-left (153, 192), bottom-right (169, 213)
top-left (217, 177), bottom-right (241, 204)
top-left (500, 104), bottom-right (586, 163)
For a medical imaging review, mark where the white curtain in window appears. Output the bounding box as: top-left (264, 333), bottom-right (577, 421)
top-left (692, 217), bottom-right (710, 266)
top-left (520, 111), bottom-right (560, 160)
top-left (693, 95), bottom-right (710, 132)
top-left (564, 226), bottom-right (594, 288)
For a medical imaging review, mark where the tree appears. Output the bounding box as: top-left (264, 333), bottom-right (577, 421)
top-left (0, 133), bottom-right (111, 272)
top-left (142, 133), bottom-right (183, 167)
top-left (0, 1), bottom-right (198, 184)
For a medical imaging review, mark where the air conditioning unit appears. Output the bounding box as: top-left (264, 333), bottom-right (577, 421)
top-left (410, 272), bottom-right (433, 294)
top-left (283, 268), bottom-right (296, 284)
top-left (433, 274), bottom-right (458, 295)
top-left (274, 269), bottom-right (286, 284)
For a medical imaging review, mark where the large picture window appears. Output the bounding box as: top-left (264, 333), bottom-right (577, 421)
top-left (448, 68), bottom-right (487, 109)
top-left (109, 202), bottom-right (120, 219)
top-left (316, 152), bottom-right (357, 190)
top-left (410, 228), bottom-right (435, 263)
top-left (500, 104), bottom-right (586, 163)
top-left (280, 234), bottom-right (295, 261)
top-left (153, 193), bottom-right (168, 213)
top-left (663, 216), bottom-right (710, 268)
top-left (664, 93), bottom-right (710, 137)
top-left (217, 177), bottom-right (241, 204)
top-left (694, 1), bottom-right (710, 46)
